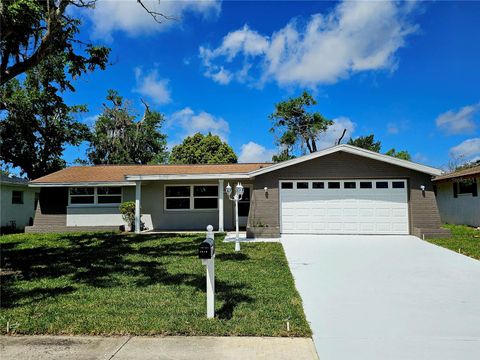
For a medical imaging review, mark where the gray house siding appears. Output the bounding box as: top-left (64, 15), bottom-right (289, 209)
top-left (435, 177), bottom-right (480, 227)
top-left (248, 151), bottom-right (447, 238)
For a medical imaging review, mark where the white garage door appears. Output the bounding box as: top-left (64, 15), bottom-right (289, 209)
top-left (280, 179), bottom-right (409, 235)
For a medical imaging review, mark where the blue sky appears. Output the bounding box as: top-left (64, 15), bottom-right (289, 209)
top-left (62, 0), bottom-right (480, 169)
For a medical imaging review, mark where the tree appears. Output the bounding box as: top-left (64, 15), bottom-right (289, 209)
top-left (0, 55), bottom-right (89, 179)
top-left (0, 0), bottom-right (110, 89)
top-left (347, 134), bottom-right (382, 152)
top-left (272, 149), bottom-right (296, 163)
top-left (348, 134), bottom-right (412, 160)
top-left (385, 148), bottom-right (412, 161)
top-left (270, 91), bottom-right (333, 154)
top-left (87, 90), bottom-right (168, 165)
top-left (169, 133), bottom-right (237, 164)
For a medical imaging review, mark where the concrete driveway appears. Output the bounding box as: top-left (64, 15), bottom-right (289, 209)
top-left (282, 235), bottom-right (480, 360)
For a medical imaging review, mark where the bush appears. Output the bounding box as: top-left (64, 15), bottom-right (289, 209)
top-left (119, 201), bottom-right (136, 232)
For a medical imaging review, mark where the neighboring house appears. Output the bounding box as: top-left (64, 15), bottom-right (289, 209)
top-left (1, 174), bottom-right (39, 232)
top-left (27, 144), bottom-right (449, 238)
top-left (433, 165), bottom-right (479, 227)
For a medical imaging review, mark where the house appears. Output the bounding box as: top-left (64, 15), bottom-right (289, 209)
top-left (27, 144), bottom-right (449, 238)
top-left (433, 165), bottom-right (479, 227)
top-left (1, 174), bottom-right (39, 232)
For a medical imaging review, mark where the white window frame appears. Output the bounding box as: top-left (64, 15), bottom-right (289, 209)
top-left (68, 187), bottom-right (123, 206)
top-left (164, 184), bottom-right (219, 211)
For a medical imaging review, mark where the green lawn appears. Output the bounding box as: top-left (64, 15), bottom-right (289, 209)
top-left (0, 232), bottom-right (310, 336)
top-left (427, 224), bottom-right (480, 260)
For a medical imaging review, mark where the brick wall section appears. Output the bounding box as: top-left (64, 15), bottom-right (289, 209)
top-left (248, 151), bottom-right (447, 238)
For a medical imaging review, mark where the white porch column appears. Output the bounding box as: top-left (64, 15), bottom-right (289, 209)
top-left (218, 179), bottom-right (224, 232)
top-left (135, 180), bottom-right (141, 234)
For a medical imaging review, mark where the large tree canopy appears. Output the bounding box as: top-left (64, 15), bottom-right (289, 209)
top-left (270, 91), bottom-right (333, 156)
top-left (348, 134), bottom-right (412, 160)
top-left (0, 55), bottom-right (89, 179)
top-left (0, 0), bottom-right (110, 89)
top-left (87, 90), bottom-right (168, 165)
top-left (169, 133), bottom-right (238, 164)
top-left (347, 134), bottom-right (382, 152)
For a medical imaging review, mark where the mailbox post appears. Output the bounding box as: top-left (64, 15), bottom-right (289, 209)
top-left (199, 225), bottom-right (215, 319)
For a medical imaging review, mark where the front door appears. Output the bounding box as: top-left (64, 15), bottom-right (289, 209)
top-left (238, 186), bottom-right (251, 228)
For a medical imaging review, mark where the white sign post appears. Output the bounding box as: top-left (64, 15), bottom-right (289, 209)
top-left (201, 225), bottom-right (215, 319)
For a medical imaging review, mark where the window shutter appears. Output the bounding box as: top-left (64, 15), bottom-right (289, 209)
top-left (453, 182), bottom-right (458, 198)
top-left (473, 179), bottom-right (478, 197)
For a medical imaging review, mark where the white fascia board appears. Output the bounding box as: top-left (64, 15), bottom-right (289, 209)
top-left (29, 181), bottom-right (135, 188)
top-left (248, 144), bottom-right (442, 177)
top-left (125, 173), bottom-right (251, 181)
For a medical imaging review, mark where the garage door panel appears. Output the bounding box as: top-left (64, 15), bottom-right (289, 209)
top-left (280, 179), bottom-right (409, 235)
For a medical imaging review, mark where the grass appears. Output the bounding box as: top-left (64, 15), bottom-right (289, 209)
top-left (427, 224), bottom-right (480, 260)
top-left (0, 232), bottom-right (310, 337)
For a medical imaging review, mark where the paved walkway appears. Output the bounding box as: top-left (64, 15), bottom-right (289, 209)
top-left (282, 234), bottom-right (480, 360)
top-left (0, 336), bottom-right (318, 360)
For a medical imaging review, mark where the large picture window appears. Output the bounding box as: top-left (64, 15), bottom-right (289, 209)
top-left (69, 187), bottom-right (122, 205)
top-left (165, 185), bottom-right (219, 210)
top-left (69, 187), bottom-right (94, 204)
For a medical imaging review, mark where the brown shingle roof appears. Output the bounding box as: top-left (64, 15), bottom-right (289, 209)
top-left (433, 165), bottom-right (480, 182)
top-left (30, 163), bottom-right (272, 184)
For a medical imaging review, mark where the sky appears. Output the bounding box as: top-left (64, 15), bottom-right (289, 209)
top-left (61, 0), bottom-right (480, 169)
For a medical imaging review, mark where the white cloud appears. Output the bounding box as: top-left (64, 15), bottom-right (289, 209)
top-left (387, 122), bottom-right (399, 134)
top-left (316, 117), bottom-right (356, 150)
top-left (238, 142), bottom-right (276, 163)
top-left (133, 67), bottom-right (171, 105)
top-left (436, 102), bottom-right (479, 135)
top-left (200, 1), bottom-right (418, 87)
top-left (207, 66), bottom-right (233, 85)
top-left (82, 113), bottom-right (100, 127)
top-left (88, 0), bottom-right (221, 41)
top-left (413, 152), bottom-right (429, 163)
top-left (169, 107), bottom-right (230, 140)
top-left (387, 120), bottom-right (409, 135)
top-left (449, 138), bottom-right (480, 161)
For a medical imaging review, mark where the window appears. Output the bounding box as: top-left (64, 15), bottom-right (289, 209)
top-left (97, 187), bottom-right (122, 204)
top-left (165, 185), bottom-right (219, 210)
top-left (297, 182), bottom-right (309, 189)
top-left (193, 186), bottom-right (218, 209)
top-left (312, 182), bottom-right (324, 189)
top-left (281, 182), bottom-right (293, 189)
top-left (360, 181), bottom-right (372, 189)
top-left (392, 181), bottom-right (405, 189)
top-left (69, 187), bottom-right (94, 204)
top-left (238, 188), bottom-right (251, 216)
top-left (69, 187), bottom-right (122, 205)
top-left (328, 182), bottom-right (340, 189)
top-left (376, 181), bottom-right (389, 189)
top-left (458, 180), bottom-right (476, 195)
top-left (344, 182), bottom-right (356, 189)
top-left (165, 186), bottom-right (191, 210)
top-left (12, 191), bottom-right (23, 204)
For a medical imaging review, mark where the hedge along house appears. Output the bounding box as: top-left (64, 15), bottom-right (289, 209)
top-left (27, 144), bottom-right (450, 238)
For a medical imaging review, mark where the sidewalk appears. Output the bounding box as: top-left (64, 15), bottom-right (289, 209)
top-left (0, 335), bottom-right (319, 360)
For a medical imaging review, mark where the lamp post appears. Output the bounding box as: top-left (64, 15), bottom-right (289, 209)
top-left (226, 182), bottom-right (244, 251)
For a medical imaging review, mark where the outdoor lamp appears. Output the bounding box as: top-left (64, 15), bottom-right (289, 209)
top-left (226, 182), bottom-right (244, 252)
top-left (236, 182), bottom-right (244, 198)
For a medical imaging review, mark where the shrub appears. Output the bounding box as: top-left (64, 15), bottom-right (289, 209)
top-left (119, 201), bottom-right (137, 231)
